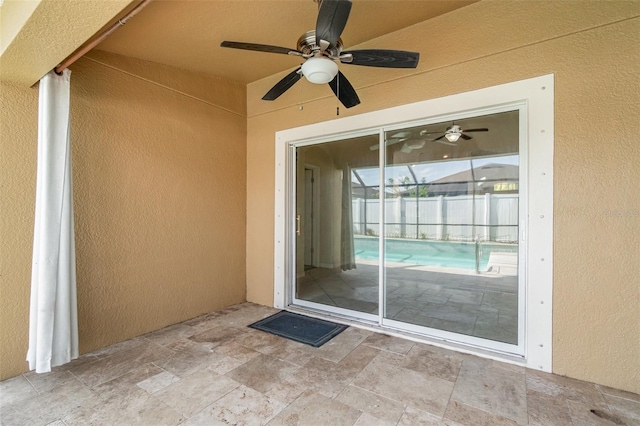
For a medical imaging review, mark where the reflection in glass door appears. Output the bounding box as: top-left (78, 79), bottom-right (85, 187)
top-left (382, 111), bottom-right (521, 345)
top-left (294, 135), bottom-right (380, 318)
top-left (291, 109), bottom-right (523, 350)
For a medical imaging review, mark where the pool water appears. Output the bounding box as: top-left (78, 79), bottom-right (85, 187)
top-left (354, 236), bottom-right (518, 271)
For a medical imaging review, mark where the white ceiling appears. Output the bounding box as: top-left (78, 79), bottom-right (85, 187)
top-left (95, 0), bottom-right (477, 84)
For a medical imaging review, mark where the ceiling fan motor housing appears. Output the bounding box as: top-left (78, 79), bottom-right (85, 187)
top-left (297, 30), bottom-right (343, 57)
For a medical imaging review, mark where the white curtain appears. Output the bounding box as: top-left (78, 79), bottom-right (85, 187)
top-left (27, 70), bottom-right (79, 373)
top-left (340, 165), bottom-right (356, 271)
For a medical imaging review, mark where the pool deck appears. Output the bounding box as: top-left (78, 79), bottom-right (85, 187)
top-left (297, 261), bottom-right (518, 344)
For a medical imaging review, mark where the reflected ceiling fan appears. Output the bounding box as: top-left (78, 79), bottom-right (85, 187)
top-left (430, 124), bottom-right (489, 144)
top-left (369, 129), bottom-right (451, 152)
top-left (370, 123), bottom-right (490, 152)
top-left (220, 0), bottom-right (419, 108)
top-left (369, 131), bottom-right (425, 152)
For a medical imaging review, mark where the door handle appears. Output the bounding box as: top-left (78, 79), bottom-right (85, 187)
top-left (296, 214), bottom-right (301, 236)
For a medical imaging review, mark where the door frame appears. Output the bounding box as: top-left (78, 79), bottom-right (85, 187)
top-left (274, 74), bottom-right (554, 372)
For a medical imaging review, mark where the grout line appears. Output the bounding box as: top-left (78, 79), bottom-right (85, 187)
top-left (66, 369), bottom-right (90, 390)
top-left (596, 384), bottom-right (640, 403)
top-left (396, 405), bottom-right (409, 425)
top-left (347, 381), bottom-right (419, 423)
top-left (443, 354), bottom-right (464, 422)
top-left (186, 383), bottom-right (240, 421)
top-left (20, 372), bottom-right (40, 395)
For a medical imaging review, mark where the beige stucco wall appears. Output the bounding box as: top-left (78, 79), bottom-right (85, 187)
top-left (246, 1), bottom-right (640, 393)
top-left (0, 81), bottom-right (40, 380)
top-left (0, 54), bottom-right (247, 380)
top-left (0, 0), bottom-right (133, 85)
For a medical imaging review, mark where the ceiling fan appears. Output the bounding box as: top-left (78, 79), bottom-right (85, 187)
top-left (220, 0), bottom-right (420, 108)
top-left (370, 123), bottom-right (490, 152)
top-left (429, 124), bottom-right (489, 143)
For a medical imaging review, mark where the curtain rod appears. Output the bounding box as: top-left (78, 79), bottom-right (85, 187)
top-left (54, 0), bottom-right (152, 74)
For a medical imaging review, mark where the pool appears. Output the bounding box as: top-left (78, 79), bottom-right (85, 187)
top-left (354, 236), bottom-right (518, 271)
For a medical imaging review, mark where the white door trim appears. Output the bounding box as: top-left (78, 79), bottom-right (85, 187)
top-left (274, 74), bottom-right (554, 372)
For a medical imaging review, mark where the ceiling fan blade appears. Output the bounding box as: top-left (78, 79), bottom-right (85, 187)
top-left (400, 143), bottom-right (413, 154)
top-left (460, 134), bottom-right (472, 140)
top-left (388, 137), bottom-right (409, 145)
top-left (464, 128), bottom-right (489, 132)
top-left (262, 68), bottom-right (302, 101)
top-left (390, 131), bottom-right (412, 139)
top-left (405, 139), bottom-right (426, 149)
top-left (370, 137), bottom-right (407, 151)
top-left (433, 135), bottom-right (446, 141)
top-left (328, 71), bottom-right (360, 109)
top-left (221, 41), bottom-right (301, 56)
top-left (341, 49), bottom-right (419, 68)
top-left (316, 0), bottom-right (352, 47)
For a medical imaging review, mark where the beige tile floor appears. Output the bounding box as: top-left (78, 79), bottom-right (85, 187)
top-left (298, 263), bottom-right (518, 344)
top-left (1, 302), bottom-right (639, 426)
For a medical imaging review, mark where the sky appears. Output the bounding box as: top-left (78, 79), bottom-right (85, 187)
top-left (354, 154), bottom-right (519, 186)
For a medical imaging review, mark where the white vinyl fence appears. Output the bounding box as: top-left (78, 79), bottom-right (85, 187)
top-left (353, 194), bottom-right (518, 243)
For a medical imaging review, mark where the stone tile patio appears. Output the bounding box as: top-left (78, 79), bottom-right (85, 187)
top-left (1, 302), bottom-right (638, 425)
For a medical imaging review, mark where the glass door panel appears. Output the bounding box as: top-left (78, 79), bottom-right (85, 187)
top-left (294, 134), bottom-right (380, 316)
top-left (382, 111), bottom-right (521, 345)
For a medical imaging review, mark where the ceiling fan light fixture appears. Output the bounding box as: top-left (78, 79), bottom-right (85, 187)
top-left (445, 132), bottom-right (461, 143)
top-left (301, 57), bottom-right (339, 84)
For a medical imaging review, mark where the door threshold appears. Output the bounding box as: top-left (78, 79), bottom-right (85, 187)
top-left (285, 304), bottom-right (526, 368)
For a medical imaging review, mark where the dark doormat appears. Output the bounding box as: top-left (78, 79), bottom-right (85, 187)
top-left (248, 311), bottom-right (348, 347)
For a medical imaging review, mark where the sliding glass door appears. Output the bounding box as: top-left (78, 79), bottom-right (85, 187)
top-left (293, 134), bottom-right (380, 319)
top-left (291, 109), bottom-right (524, 352)
top-left (382, 111), bottom-right (521, 347)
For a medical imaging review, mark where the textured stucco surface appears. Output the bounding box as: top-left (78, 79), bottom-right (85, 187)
top-left (0, 81), bottom-right (39, 379)
top-left (1, 0), bottom-right (638, 395)
top-left (0, 56), bottom-right (247, 380)
top-left (70, 57), bottom-right (247, 356)
top-left (0, 0), bottom-right (41, 53)
top-left (83, 50), bottom-right (247, 115)
top-left (0, 0), bottom-right (133, 85)
top-left (246, 2), bottom-right (640, 393)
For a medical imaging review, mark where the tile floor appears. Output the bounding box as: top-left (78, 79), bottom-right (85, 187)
top-left (298, 262), bottom-right (518, 344)
top-left (1, 302), bottom-right (638, 426)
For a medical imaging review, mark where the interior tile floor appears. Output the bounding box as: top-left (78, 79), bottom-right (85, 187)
top-left (2, 302), bottom-right (638, 426)
top-left (298, 263), bottom-right (518, 344)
